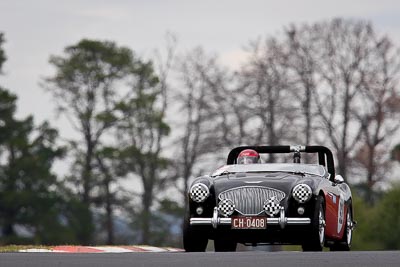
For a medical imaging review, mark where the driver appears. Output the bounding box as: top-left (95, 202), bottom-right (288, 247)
top-left (237, 149), bottom-right (261, 164)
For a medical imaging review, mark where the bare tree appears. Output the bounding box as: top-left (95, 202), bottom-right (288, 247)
top-left (284, 18), bottom-right (400, 189)
top-left (353, 36), bottom-right (400, 200)
top-left (311, 19), bottom-right (377, 178)
top-left (237, 37), bottom-right (298, 162)
top-left (284, 24), bottom-right (319, 148)
top-left (173, 48), bottom-right (230, 209)
top-left (172, 19), bottom-right (400, 206)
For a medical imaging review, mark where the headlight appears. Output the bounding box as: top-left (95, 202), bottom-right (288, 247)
top-left (292, 184), bottom-right (312, 203)
top-left (218, 199), bottom-right (235, 217)
top-left (264, 196), bottom-right (281, 216)
top-left (189, 183), bottom-right (210, 202)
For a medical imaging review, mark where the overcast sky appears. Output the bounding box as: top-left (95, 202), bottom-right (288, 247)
top-left (1, 0), bottom-right (400, 127)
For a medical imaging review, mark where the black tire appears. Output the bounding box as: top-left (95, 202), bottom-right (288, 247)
top-left (214, 236), bottom-right (237, 252)
top-left (330, 203), bottom-right (353, 251)
top-left (302, 195), bottom-right (325, 252)
top-left (183, 208), bottom-right (208, 252)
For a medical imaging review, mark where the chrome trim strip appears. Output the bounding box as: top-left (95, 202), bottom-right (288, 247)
top-left (190, 217), bottom-right (311, 226)
top-left (211, 207), bottom-right (218, 229)
top-left (279, 206), bottom-right (286, 229)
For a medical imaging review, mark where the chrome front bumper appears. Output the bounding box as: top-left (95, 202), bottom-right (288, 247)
top-left (190, 207), bottom-right (311, 229)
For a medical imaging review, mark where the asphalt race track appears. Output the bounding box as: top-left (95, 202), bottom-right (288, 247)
top-left (1, 251), bottom-right (400, 267)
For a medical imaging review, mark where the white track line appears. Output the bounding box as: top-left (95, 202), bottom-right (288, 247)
top-left (135, 246), bottom-right (168, 252)
top-left (18, 246), bottom-right (183, 253)
top-left (19, 249), bottom-right (53, 253)
top-left (92, 246), bottom-right (136, 253)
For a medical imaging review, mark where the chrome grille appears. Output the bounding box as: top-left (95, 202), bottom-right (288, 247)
top-left (218, 186), bottom-right (286, 215)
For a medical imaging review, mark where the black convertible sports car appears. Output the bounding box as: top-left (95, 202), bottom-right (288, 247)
top-left (183, 145), bottom-right (355, 252)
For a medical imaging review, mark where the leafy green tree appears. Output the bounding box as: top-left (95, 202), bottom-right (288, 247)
top-left (45, 39), bottom-right (173, 245)
top-left (372, 185), bottom-right (400, 249)
top-left (45, 39), bottom-right (134, 244)
top-left (1, 33), bottom-right (82, 245)
top-left (0, 88), bottom-right (71, 244)
top-left (46, 39), bottom-right (133, 204)
top-left (350, 195), bottom-right (382, 250)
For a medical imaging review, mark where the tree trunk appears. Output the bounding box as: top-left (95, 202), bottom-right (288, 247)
top-left (304, 86), bottom-right (312, 144)
top-left (339, 83), bottom-right (351, 178)
top-left (80, 134), bottom-right (95, 245)
top-left (83, 137), bottom-right (94, 204)
top-left (2, 146), bottom-right (16, 239)
top-left (96, 154), bottom-right (114, 245)
top-left (105, 180), bottom-right (114, 245)
top-left (183, 166), bottom-right (190, 216)
top-left (267, 87), bottom-right (276, 163)
top-left (141, 188), bottom-right (153, 244)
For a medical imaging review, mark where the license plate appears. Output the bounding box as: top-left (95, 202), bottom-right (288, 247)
top-left (231, 216), bottom-right (267, 229)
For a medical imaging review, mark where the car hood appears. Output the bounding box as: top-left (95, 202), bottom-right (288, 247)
top-left (212, 172), bottom-right (317, 199)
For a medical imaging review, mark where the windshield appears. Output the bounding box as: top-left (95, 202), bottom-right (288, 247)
top-left (211, 163), bottom-right (327, 177)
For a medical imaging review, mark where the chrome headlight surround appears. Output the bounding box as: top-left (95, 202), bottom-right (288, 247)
top-left (189, 183), bottom-right (210, 203)
top-left (292, 183), bottom-right (312, 203)
top-left (218, 199), bottom-right (235, 217)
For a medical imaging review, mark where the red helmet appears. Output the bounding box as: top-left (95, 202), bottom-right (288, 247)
top-left (237, 149), bottom-right (260, 164)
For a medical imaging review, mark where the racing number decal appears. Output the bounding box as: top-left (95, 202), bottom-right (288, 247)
top-left (337, 193), bottom-right (345, 234)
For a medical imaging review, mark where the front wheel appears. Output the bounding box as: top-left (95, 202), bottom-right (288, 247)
top-left (302, 195), bottom-right (325, 252)
top-left (330, 203), bottom-right (353, 251)
top-left (183, 209), bottom-right (208, 252)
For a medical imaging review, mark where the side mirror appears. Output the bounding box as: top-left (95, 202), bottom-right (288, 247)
top-left (334, 175), bottom-right (344, 184)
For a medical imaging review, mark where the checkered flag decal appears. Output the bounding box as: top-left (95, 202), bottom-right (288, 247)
top-left (218, 199), bottom-right (235, 217)
top-left (293, 184), bottom-right (312, 203)
top-left (263, 196), bottom-right (281, 216)
top-left (190, 183), bottom-right (209, 202)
